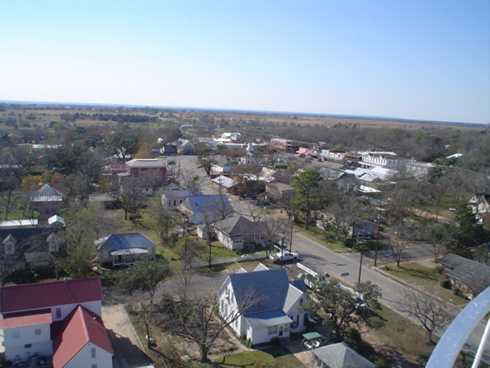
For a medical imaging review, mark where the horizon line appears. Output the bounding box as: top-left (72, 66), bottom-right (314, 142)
top-left (0, 98), bottom-right (488, 127)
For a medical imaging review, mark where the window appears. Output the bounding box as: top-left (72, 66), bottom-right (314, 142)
top-left (55, 308), bottom-right (62, 319)
top-left (24, 344), bottom-right (32, 349)
top-left (91, 365), bottom-right (98, 368)
top-left (91, 347), bottom-right (96, 358)
top-left (267, 326), bottom-right (278, 336)
top-left (35, 329), bottom-right (42, 336)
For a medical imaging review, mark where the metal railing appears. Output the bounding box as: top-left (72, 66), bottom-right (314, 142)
top-left (426, 286), bottom-right (490, 368)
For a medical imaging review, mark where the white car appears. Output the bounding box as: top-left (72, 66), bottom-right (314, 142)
top-left (269, 250), bottom-right (303, 263)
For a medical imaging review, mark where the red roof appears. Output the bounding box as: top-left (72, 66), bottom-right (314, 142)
top-left (52, 305), bottom-right (113, 368)
top-left (0, 278), bottom-right (103, 314)
top-left (0, 309), bottom-right (52, 329)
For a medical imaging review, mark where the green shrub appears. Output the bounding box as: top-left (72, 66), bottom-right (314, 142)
top-left (440, 279), bottom-right (452, 289)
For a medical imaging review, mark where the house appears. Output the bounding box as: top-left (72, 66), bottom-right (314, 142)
top-left (211, 175), bottom-right (237, 191)
top-left (270, 138), bottom-right (300, 153)
top-left (266, 182), bottom-right (295, 203)
top-left (356, 185), bottom-right (381, 195)
top-left (0, 278), bottom-right (113, 367)
top-left (318, 167), bottom-right (343, 181)
top-left (439, 254), bottom-right (490, 298)
top-left (360, 151), bottom-right (398, 168)
top-left (30, 184), bottom-right (64, 219)
top-left (352, 220), bottom-right (379, 240)
top-left (161, 188), bottom-right (193, 209)
top-left (296, 147), bottom-right (313, 157)
top-left (125, 159), bottom-right (167, 183)
top-left (30, 184), bottom-right (63, 203)
top-left (214, 215), bottom-right (266, 251)
top-left (179, 194), bottom-right (234, 225)
top-left (335, 173), bottom-right (359, 192)
top-left (320, 150), bottom-right (346, 161)
top-left (312, 342), bottom-right (375, 368)
top-left (468, 193), bottom-right (490, 223)
top-left (161, 143), bottom-right (177, 155)
top-left (0, 220), bottom-right (65, 272)
top-left (218, 265), bottom-right (306, 345)
top-left (210, 163), bottom-right (233, 177)
top-left (95, 232), bottom-right (155, 266)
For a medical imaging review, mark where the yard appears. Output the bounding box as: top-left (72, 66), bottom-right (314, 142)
top-left (296, 225), bottom-right (353, 253)
top-left (363, 305), bottom-right (434, 366)
top-left (216, 348), bottom-right (303, 368)
top-left (381, 262), bottom-right (467, 305)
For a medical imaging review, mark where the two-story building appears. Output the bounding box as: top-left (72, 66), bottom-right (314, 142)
top-left (0, 278), bottom-right (113, 367)
top-left (125, 159), bottom-right (167, 184)
top-left (218, 264), bottom-right (306, 345)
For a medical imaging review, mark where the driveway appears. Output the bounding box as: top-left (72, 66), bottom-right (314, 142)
top-left (102, 305), bottom-right (154, 368)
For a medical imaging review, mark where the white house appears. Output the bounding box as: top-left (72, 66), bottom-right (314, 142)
top-left (218, 264), bottom-right (306, 345)
top-left (161, 188), bottom-right (193, 209)
top-left (179, 194), bottom-right (233, 225)
top-left (320, 150), bottom-right (346, 161)
top-left (214, 215), bottom-right (266, 251)
top-left (0, 278), bottom-right (113, 367)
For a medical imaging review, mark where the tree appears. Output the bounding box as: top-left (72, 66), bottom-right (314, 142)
top-left (105, 128), bottom-right (139, 161)
top-left (149, 200), bottom-right (177, 246)
top-left (313, 279), bottom-right (381, 339)
top-left (62, 206), bottom-right (98, 278)
top-left (262, 218), bottom-right (288, 256)
top-left (454, 205), bottom-right (490, 251)
top-left (118, 258), bottom-right (170, 344)
top-left (404, 290), bottom-right (451, 344)
top-left (291, 169), bottom-right (323, 228)
top-left (160, 292), bottom-right (259, 362)
top-left (113, 177), bottom-right (147, 221)
top-left (424, 222), bottom-right (454, 261)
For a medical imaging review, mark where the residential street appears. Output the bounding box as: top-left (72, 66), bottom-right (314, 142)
top-left (173, 155), bottom-right (489, 359)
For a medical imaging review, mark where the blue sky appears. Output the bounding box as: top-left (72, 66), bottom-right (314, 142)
top-left (0, 0), bottom-right (488, 123)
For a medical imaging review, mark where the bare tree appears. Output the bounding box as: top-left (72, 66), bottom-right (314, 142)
top-left (404, 290), bottom-right (451, 344)
top-left (112, 177), bottom-right (147, 221)
top-left (262, 217), bottom-right (288, 256)
top-left (159, 292), bottom-right (259, 362)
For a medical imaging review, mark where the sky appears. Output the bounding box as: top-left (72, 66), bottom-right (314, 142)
top-left (0, 0), bottom-right (489, 124)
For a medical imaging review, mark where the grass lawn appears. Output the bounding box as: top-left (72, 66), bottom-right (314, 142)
top-left (381, 262), bottom-right (467, 305)
top-left (216, 350), bottom-right (302, 368)
top-left (366, 305), bottom-right (434, 365)
top-left (296, 225), bottom-right (352, 253)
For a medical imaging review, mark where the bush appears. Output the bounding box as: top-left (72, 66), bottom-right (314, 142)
top-left (440, 279), bottom-right (452, 289)
top-left (375, 356), bottom-right (391, 368)
top-left (454, 288), bottom-right (464, 297)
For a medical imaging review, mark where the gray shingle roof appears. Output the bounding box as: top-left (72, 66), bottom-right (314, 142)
top-left (214, 215), bottom-right (264, 236)
top-left (313, 343), bottom-right (375, 368)
top-left (183, 195), bottom-right (233, 218)
top-left (228, 268), bottom-right (303, 318)
top-left (95, 233), bottom-right (155, 252)
top-left (30, 184), bottom-right (63, 202)
top-left (440, 254), bottom-right (490, 293)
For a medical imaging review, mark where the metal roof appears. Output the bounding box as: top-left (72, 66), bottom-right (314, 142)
top-left (96, 233), bottom-right (155, 252)
top-left (312, 343), bottom-right (375, 368)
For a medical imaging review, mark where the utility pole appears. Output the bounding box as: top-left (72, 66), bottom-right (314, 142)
top-left (357, 251), bottom-right (364, 285)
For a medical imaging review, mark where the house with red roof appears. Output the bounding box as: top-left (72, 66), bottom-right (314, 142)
top-left (0, 278), bottom-right (113, 367)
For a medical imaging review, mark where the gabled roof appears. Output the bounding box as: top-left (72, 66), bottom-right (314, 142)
top-left (214, 215), bottom-right (264, 236)
top-left (313, 342), bottom-right (375, 368)
top-left (52, 305), bottom-right (113, 368)
top-left (126, 159), bottom-right (166, 168)
top-left (182, 195), bottom-right (233, 223)
top-left (212, 175), bottom-right (236, 189)
top-left (0, 309), bottom-right (52, 329)
top-left (227, 268), bottom-right (303, 318)
top-left (162, 189), bottom-right (193, 201)
top-left (440, 254), bottom-right (490, 293)
top-left (0, 278), bottom-right (103, 314)
top-left (31, 184), bottom-right (63, 202)
top-left (95, 233), bottom-right (155, 252)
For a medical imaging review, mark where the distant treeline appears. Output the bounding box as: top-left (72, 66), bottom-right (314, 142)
top-left (60, 112), bottom-right (157, 123)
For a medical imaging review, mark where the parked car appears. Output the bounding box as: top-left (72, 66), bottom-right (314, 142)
top-left (269, 250), bottom-right (303, 263)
